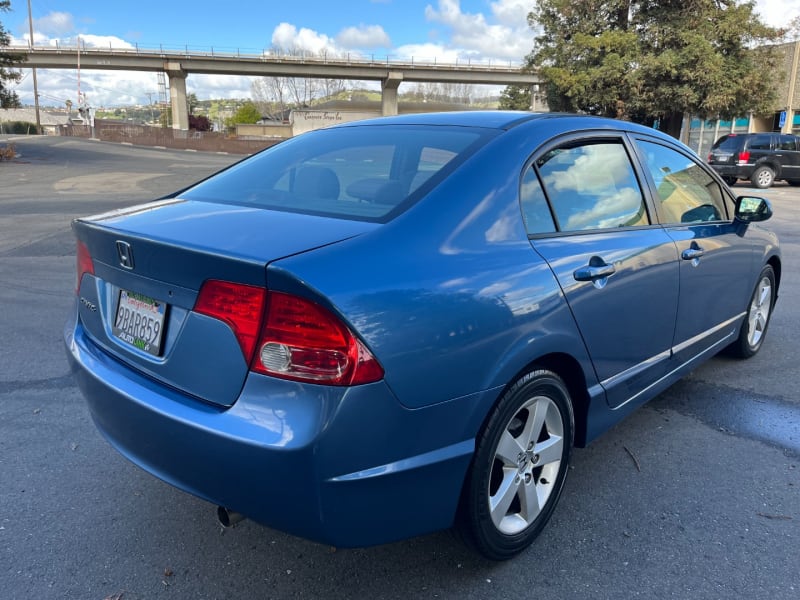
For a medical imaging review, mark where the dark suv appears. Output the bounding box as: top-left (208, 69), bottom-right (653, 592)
top-left (707, 132), bottom-right (800, 188)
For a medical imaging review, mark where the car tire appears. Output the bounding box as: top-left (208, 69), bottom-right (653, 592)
top-left (722, 176), bottom-right (737, 186)
top-left (787, 180), bottom-right (800, 187)
top-left (458, 370), bottom-right (574, 560)
top-left (750, 166), bottom-right (775, 189)
top-left (728, 265), bottom-right (776, 358)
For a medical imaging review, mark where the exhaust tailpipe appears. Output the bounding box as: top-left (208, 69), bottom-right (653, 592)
top-left (217, 506), bottom-right (245, 528)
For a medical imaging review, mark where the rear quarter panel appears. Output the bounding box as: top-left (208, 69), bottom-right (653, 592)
top-left (268, 123), bottom-right (601, 413)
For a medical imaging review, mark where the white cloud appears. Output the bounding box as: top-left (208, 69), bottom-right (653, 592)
top-left (74, 34), bottom-right (135, 50)
top-left (32, 11), bottom-right (75, 36)
top-left (424, 0), bottom-right (532, 61)
top-left (12, 68), bottom-right (160, 107)
top-left (490, 0), bottom-right (530, 27)
top-left (393, 42), bottom-right (462, 63)
top-left (336, 24), bottom-right (391, 49)
top-left (189, 75), bottom-right (254, 100)
top-left (271, 22), bottom-right (339, 54)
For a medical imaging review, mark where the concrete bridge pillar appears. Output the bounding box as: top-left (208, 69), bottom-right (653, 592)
top-left (165, 62), bottom-right (189, 131)
top-left (381, 72), bottom-right (404, 116)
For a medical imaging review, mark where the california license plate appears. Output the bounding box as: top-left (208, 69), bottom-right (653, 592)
top-left (112, 290), bottom-right (167, 356)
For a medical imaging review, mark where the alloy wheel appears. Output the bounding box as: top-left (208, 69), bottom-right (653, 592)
top-left (488, 395), bottom-right (564, 535)
top-left (747, 275), bottom-right (772, 348)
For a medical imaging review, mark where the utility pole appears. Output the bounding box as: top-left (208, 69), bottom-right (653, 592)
top-left (26, 0), bottom-right (41, 132)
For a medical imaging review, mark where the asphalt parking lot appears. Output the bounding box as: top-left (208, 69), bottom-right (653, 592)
top-left (1, 135), bottom-right (798, 600)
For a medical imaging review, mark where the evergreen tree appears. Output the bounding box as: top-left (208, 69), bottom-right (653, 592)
top-left (527, 0), bottom-right (784, 137)
top-left (499, 85), bottom-right (532, 110)
top-left (0, 0), bottom-right (23, 108)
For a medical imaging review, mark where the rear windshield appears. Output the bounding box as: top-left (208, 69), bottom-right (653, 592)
top-left (711, 135), bottom-right (741, 152)
top-left (181, 124), bottom-right (492, 222)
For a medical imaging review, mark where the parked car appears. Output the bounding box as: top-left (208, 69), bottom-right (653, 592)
top-left (65, 112), bottom-right (780, 560)
top-left (707, 132), bottom-right (800, 188)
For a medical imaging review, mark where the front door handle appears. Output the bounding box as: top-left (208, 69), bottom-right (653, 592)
top-left (574, 259), bottom-right (616, 282)
top-left (681, 246), bottom-right (705, 260)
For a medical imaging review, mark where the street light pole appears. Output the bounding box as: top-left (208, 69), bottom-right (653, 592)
top-left (26, 0), bottom-right (41, 132)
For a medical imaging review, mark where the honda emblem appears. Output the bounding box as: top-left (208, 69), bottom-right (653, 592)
top-left (116, 241), bottom-right (134, 270)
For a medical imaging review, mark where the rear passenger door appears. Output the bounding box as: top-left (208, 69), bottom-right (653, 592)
top-left (777, 135), bottom-right (800, 182)
top-left (523, 135), bottom-right (680, 409)
top-left (746, 133), bottom-right (774, 166)
top-left (632, 137), bottom-right (755, 363)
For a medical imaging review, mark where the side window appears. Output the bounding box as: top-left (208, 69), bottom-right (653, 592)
top-left (748, 135), bottom-right (772, 151)
top-left (778, 135), bottom-right (798, 151)
top-left (637, 140), bottom-right (726, 224)
top-left (535, 141), bottom-right (649, 231)
top-left (520, 167), bottom-right (556, 235)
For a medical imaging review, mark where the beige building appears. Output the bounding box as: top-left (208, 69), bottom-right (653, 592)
top-left (236, 100), bottom-right (477, 139)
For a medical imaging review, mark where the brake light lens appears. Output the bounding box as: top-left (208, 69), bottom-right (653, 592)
top-left (253, 291), bottom-right (383, 386)
top-left (737, 150), bottom-right (750, 164)
top-left (75, 240), bottom-right (95, 293)
top-left (194, 280), bottom-right (266, 361)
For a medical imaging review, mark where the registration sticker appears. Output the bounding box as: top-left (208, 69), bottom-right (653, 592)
top-left (112, 290), bottom-right (167, 356)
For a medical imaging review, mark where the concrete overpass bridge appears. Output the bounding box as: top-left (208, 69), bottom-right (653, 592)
top-left (13, 46), bottom-right (540, 130)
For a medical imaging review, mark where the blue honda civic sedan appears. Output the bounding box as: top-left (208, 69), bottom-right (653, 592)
top-left (65, 112), bottom-right (780, 560)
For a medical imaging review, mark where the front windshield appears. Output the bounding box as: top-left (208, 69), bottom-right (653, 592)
top-left (181, 124), bottom-right (492, 222)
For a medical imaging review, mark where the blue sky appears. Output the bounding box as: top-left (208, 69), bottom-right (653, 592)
top-left (3, 0), bottom-right (797, 107)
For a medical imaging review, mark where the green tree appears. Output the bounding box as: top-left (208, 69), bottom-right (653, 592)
top-left (159, 110), bottom-right (172, 128)
top-left (0, 0), bottom-right (23, 108)
top-left (527, 0), bottom-right (784, 137)
top-left (187, 92), bottom-right (199, 115)
top-left (499, 84), bottom-right (532, 110)
top-left (228, 101), bottom-right (261, 125)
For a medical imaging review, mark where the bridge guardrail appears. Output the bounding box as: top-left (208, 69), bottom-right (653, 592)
top-left (9, 44), bottom-right (526, 73)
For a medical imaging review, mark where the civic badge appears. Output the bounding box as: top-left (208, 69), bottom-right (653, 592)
top-left (116, 240), bottom-right (134, 270)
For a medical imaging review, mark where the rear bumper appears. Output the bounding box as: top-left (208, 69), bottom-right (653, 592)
top-left (710, 164), bottom-right (753, 179)
top-left (65, 309), bottom-right (482, 547)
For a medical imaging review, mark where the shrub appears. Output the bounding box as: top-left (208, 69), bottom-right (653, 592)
top-left (0, 142), bottom-right (16, 160)
top-left (0, 121), bottom-right (41, 134)
top-left (189, 114), bottom-right (212, 132)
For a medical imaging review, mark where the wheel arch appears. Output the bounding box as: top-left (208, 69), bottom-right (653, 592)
top-left (754, 159), bottom-right (782, 178)
top-left (767, 254), bottom-right (781, 297)
top-left (767, 255), bottom-right (781, 294)
top-left (477, 352), bottom-right (593, 451)
top-left (530, 353), bottom-right (592, 448)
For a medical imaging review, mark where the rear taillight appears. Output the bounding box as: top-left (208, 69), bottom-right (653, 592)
top-left (252, 291), bottom-right (383, 386)
top-left (737, 150), bottom-right (750, 164)
top-left (194, 282), bottom-right (382, 386)
top-left (194, 280), bottom-right (266, 360)
top-left (75, 240), bottom-right (95, 293)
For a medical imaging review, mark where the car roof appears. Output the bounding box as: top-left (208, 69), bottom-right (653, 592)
top-left (333, 110), bottom-right (544, 130)
top-left (333, 110), bottom-right (678, 139)
top-left (337, 110), bottom-right (644, 130)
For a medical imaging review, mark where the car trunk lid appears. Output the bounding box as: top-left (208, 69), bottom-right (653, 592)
top-left (73, 198), bottom-right (376, 406)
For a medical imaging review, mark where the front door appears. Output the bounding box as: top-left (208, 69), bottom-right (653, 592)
top-left (633, 138), bottom-right (756, 363)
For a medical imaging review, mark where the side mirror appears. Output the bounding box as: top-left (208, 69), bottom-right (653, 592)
top-left (734, 196), bottom-right (772, 223)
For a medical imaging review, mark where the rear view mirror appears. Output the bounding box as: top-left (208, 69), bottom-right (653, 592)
top-left (734, 196), bottom-right (772, 223)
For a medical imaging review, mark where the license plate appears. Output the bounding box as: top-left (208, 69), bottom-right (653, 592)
top-left (112, 290), bottom-right (167, 356)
